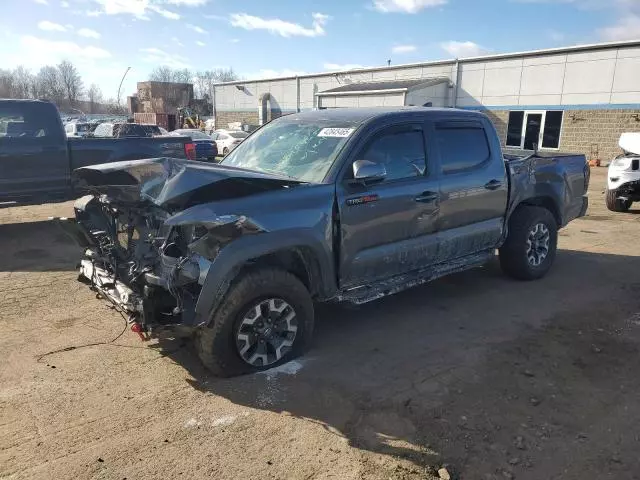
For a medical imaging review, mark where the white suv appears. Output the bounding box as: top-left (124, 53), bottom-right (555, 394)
top-left (606, 133), bottom-right (640, 212)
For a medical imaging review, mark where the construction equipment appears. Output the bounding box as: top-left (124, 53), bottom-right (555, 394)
top-left (177, 106), bottom-right (204, 130)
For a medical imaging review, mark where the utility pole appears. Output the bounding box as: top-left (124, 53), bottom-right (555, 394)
top-left (117, 66), bottom-right (132, 110)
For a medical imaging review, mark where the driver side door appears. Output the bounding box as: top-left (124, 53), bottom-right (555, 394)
top-left (336, 122), bottom-right (441, 288)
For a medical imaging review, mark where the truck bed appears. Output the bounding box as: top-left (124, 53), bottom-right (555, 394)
top-left (504, 150), bottom-right (590, 227)
top-left (68, 136), bottom-right (192, 169)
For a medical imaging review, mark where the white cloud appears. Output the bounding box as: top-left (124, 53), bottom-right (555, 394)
top-left (94, 0), bottom-right (147, 16)
top-left (22, 35), bottom-right (111, 60)
top-left (77, 28), bottom-right (101, 38)
top-left (171, 36), bottom-right (184, 47)
top-left (90, 0), bottom-right (179, 20)
top-left (150, 5), bottom-right (180, 20)
top-left (230, 38), bottom-right (240, 43)
top-left (139, 47), bottom-right (190, 69)
top-left (373, 0), bottom-right (446, 13)
top-left (229, 12), bottom-right (329, 37)
top-left (323, 63), bottom-right (367, 70)
top-left (34, 0), bottom-right (49, 4)
top-left (247, 69), bottom-right (307, 79)
top-left (186, 23), bottom-right (208, 34)
top-left (599, 14), bottom-right (640, 41)
top-left (61, 0), bottom-right (69, 6)
top-left (196, 40), bottom-right (206, 47)
top-left (166, 0), bottom-right (208, 4)
top-left (392, 44), bottom-right (417, 54)
top-left (38, 20), bottom-right (67, 32)
top-left (440, 40), bottom-right (488, 57)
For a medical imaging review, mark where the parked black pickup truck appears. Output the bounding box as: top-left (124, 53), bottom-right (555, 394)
top-left (0, 99), bottom-right (196, 203)
top-left (62, 107), bottom-right (590, 376)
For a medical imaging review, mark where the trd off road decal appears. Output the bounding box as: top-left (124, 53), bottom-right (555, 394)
top-left (346, 194), bottom-right (379, 206)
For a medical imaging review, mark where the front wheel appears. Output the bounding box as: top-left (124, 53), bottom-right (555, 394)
top-left (605, 188), bottom-right (632, 212)
top-left (222, 147), bottom-right (229, 156)
top-left (499, 206), bottom-right (558, 281)
top-left (195, 268), bottom-right (314, 377)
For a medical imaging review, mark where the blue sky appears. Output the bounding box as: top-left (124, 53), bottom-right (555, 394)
top-left (1, 0), bottom-right (639, 100)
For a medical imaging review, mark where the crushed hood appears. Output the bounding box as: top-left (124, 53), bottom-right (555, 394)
top-left (619, 132), bottom-right (640, 156)
top-left (73, 157), bottom-right (304, 210)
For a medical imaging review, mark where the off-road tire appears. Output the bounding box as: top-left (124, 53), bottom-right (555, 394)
top-left (195, 268), bottom-right (314, 377)
top-left (605, 188), bottom-right (632, 212)
top-left (499, 206), bottom-right (558, 281)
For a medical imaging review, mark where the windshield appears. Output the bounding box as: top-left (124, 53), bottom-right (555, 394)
top-left (173, 130), bottom-right (210, 140)
top-left (141, 125), bottom-right (161, 135)
top-left (229, 131), bottom-right (248, 139)
top-left (221, 119), bottom-right (356, 182)
top-left (114, 124), bottom-right (156, 137)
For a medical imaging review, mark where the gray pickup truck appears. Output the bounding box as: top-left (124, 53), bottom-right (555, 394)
top-left (0, 99), bottom-right (196, 203)
top-left (61, 107), bottom-right (589, 376)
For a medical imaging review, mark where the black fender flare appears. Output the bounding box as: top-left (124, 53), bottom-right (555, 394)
top-left (194, 230), bottom-right (337, 326)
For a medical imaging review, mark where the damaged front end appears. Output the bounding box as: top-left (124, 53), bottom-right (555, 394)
top-left (58, 158), bottom-right (301, 336)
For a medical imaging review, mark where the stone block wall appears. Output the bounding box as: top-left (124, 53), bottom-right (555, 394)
top-left (560, 110), bottom-right (640, 162)
top-left (215, 109), bottom-right (293, 130)
top-left (485, 109), bottom-right (640, 161)
top-left (215, 111), bottom-right (259, 129)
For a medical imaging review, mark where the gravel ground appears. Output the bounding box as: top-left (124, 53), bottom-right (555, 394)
top-left (1, 168), bottom-right (640, 480)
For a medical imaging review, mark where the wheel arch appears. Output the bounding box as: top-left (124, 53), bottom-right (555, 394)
top-left (194, 232), bottom-right (336, 328)
top-left (514, 196), bottom-right (561, 227)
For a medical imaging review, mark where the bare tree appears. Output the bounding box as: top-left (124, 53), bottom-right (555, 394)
top-left (58, 60), bottom-right (83, 107)
top-left (86, 83), bottom-right (103, 113)
top-left (36, 66), bottom-right (65, 104)
top-left (0, 69), bottom-right (15, 98)
top-left (103, 98), bottom-right (127, 114)
top-left (148, 66), bottom-right (176, 83)
top-left (149, 66), bottom-right (195, 84)
top-left (12, 67), bottom-right (34, 99)
top-left (194, 68), bottom-right (239, 99)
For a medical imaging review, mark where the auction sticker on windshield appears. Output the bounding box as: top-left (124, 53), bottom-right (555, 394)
top-left (317, 128), bottom-right (355, 138)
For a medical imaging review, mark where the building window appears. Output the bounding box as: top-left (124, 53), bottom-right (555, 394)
top-left (505, 110), bottom-right (563, 150)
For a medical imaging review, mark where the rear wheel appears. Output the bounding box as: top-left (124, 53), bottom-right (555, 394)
top-left (195, 268), bottom-right (314, 377)
top-left (605, 188), bottom-right (632, 212)
top-left (499, 206), bottom-right (558, 281)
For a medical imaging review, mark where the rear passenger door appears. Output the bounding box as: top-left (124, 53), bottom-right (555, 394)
top-left (337, 122), bottom-right (440, 288)
top-left (435, 119), bottom-right (508, 260)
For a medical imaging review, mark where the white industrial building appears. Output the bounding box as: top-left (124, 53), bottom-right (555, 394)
top-left (213, 39), bottom-right (640, 161)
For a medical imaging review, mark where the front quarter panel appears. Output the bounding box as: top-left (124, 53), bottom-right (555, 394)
top-left (179, 183), bottom-right (337, 325)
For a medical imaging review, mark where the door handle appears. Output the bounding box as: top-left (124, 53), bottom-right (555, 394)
top-left (415, 191), bottom-right (439, 203)
top-left (484, 180), bottom-right (503, 190)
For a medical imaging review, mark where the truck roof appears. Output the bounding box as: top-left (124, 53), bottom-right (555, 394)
top-left (0, 98), bottom-right (55, 104)
top-left (280, 107), bottom-right (486, 124)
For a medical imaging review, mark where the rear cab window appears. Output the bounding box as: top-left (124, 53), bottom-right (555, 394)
top-left (435, 120), bottom-right (491, 173)
top-left (0, 102), bottom-right (63, 144)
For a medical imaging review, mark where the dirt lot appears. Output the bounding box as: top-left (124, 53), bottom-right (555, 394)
top-left (2, 168), bottom-right (640, 480)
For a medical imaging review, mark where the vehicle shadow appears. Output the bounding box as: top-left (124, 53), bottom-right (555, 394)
top-left (0, 220), bottom-right (81, 272)
top-left (159, 249), bottom-right (640, 477)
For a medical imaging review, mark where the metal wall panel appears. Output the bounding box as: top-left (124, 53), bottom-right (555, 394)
top-left (214, 43), bottom-right (640, 114)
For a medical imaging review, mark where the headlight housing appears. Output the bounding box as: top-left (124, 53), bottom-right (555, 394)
top-left (611, 157), bottom-right (632, 170)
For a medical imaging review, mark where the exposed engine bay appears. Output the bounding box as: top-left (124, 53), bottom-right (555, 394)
top-left (57, 158), bottom-right (302, 335)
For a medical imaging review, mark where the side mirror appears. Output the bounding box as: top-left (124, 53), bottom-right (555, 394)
top-left (352, 160), bottom-right (386, 185)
